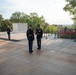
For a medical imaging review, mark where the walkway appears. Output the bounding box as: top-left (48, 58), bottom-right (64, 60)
top-left (0, 33), bottom-right (76, 75)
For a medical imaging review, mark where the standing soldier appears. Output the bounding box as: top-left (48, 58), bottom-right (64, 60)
top-left (26, 25), bottom-right (34, 53)
top-left (35, 24), bottom-right (43, 50)
top-left (7, 27), bottom-right (11, 40)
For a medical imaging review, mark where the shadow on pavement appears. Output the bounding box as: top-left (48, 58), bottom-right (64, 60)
top-left (0, 38), bottom-right (21, 42)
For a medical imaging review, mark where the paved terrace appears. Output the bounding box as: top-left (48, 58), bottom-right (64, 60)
top-left (0, 33), bottom-right (76, 75)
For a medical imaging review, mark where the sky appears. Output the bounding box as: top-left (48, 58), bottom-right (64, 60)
top-left (0, 0), bottom-right (73, 25)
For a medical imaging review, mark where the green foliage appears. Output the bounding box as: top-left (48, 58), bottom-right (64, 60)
top-left (53, 26), bottom-right (58, 34)
top-left (45, 25), bottom-right (50, 33)
top-left (0, 12), bottom-right (58, 33)
top-left (61, 34), bottom-right (75, 39)
top-left (1, 19), bottom-right (12, 32)
top-left (0, 14), bottom-right (3, 24)
top-left (63, 0), bottom-right (76, 15)
top-left (61, 35), bottom-right (71, 39)
top-left (10, 12), bottom-right (45, 32)
top-left (45, 25), bottom-right (58, 34)
top-left (0, 14), bottom-right (3, 31)
top-left (63, 0), bottom-right (76, 28)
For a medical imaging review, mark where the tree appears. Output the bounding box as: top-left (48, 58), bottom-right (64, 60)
top-left (1, 19), bottom-right (12, 31)
top-left (0, 14), bottom-right (3, 31)
top-left (63, 0), bottom-right (76, 27)
top-left (10, 12), bottom-right (46, 32)
top-left (28, 12), bottom-right (45, 32)
top-left (53, 26), bottom-right (58, 34)
top-left (63, 0), bottom-right (76, 41)
top-left (45, 25), bottom-right (50, 33)
top-left (10, 11), bottom-right (22, 23)
top-left (44, 25), bottom-right (58, 34)
top-left (0, 14), bottom-right (3, 24)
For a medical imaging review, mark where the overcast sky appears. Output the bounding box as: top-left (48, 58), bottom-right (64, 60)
top-left (0, 0), bottom-right (73, 25)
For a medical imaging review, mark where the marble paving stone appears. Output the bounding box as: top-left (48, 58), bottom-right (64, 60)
top-left (10, 63), bottom-right (39, 75)
top-left (0, 57), bottom-right (27, 75)
top-left (47, 52), bottom-right (76, 69)
top-left (62, 48), bottom-right (76, 54)
top-left (0, 34), bottom-right (76, 75)
top-left (37, 62), bottom-right (76, 75)
top-left (31, 67), bottom-right (63, 75)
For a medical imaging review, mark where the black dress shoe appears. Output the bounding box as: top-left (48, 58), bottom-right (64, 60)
top-left (29, 51), bottom-right (33, 53)
top-left (37, 48), bottom-right (41, 50)
top-left (37, 48), bottom-right (39, 49)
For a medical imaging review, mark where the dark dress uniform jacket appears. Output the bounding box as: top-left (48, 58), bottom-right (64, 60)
top-left (27, 29), bottom-right (34, 41)
top-left (36, 28), bottom-right (43, 39)
top-left (7, 28), bottom-right (11, 34)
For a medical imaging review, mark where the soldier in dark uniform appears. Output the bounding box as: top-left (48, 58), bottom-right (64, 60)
top-left (35, 24), bottom-right (43, 50)
top-left (7, 27), bottom-right (11, 40)
top-left (26, 25), bottom-right (34, 53)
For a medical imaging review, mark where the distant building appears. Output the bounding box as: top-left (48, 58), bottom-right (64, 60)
top-left (57, 25), bottom-right (64, 32)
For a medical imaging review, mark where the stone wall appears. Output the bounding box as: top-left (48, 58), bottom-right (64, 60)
top-left (13, 23), bottom-right (27, 33)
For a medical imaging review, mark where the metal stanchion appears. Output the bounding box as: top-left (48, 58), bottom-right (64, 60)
top-left (46, 33), bottom-right (47, 39)
top-left (74, 31), bottom-right (76, 42)
top-left (44, 33), bottom-right (45, 38)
